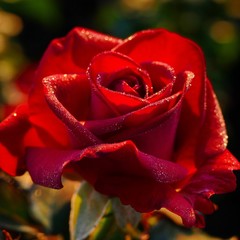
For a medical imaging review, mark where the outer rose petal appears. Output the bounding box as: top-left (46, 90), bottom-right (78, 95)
top-left (181, 150), bottom-right (240, 221)
top-left (29, 28), bottom-right (122, 148)
top-left (0, 104), bottom-right (30, 175)
top-left (183, 150), bottom-right (240, 197)
top-left (26, 141), bottom-right (187, 188)
top-left (95, 176), bottom-right (202, 227)
top-left (175, 79), bottom-right (231, 173)
top-left (196, 80), bottom-right (229, 160)
top-left (16, 63), bottom-right (38, 94)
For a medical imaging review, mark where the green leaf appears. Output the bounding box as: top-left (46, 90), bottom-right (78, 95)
top-left (88, 206), bottom-right (124, 240)
top-left (69, 182), bottom-right (110, 240)
top-left (0, 172), bottom-right (31, 224)
top-left (112, 198), bottom-right (141, 230)
top-left (150, 219), bottom-right (191, 240)
top-left (0, 216), bottom-right (39, 237)
top-left (30, 179), bottom-right (77, 232)
top-left (0, 0), bottom-right (63, 28)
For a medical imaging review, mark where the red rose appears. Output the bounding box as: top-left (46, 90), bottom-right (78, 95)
top-left (0, 28), bottom-right (239, 227)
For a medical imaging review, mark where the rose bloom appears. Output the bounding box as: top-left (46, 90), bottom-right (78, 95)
top-left (0, 28), bottom-right (239, 227)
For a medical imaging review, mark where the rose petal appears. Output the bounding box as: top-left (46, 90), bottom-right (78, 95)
top-left (146, 83), bottom-right (174, 103)
top-left (181, 150), bottom-right (240, 217)
top-left (130, 108), bottom-right (181, 160)
top-left (84, 70), bottom-right (193, 144)
top-left (95, 176), bottom-right (201, 227)
top-left (0, 104), bottom-right (30, 175)
top-left (26, 140), bottom-right (187, 188)
top-left (196, 80), bottom-right (229, 161)
top-left (29, 28), bottom-right (122, 148)
top-left (43, 73), bottom-right (90, 121)
top-left (183, 150), bottom-right (240, 196)
top-left (84, 92), bottom-right (181, 139)
top-left (141, 61), bottom-right (176, 94)
top-left (43, 74), bottom-right (100, 148)
top-left (175, 79), bottom-right (231, 173)
top-left (39, 28), bottom-right (123, 75)
top-left (16, 63), bottom-right (38, 94)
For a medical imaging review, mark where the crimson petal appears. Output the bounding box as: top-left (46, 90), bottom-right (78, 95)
top-left (26, 140), bottom-right (187, 189)
top-left (95, 176), bottom-right (200, 227)
top-left (183, 150), bottom-right (240, 196)
top-left (181, 150), bottom-right (240, 220)
top-left (43, 74), bottom-right (100, 148)
top-left (0, 104), bottom-right (30, 175)
top-left (141, 61), bottom-right (176, 94)
top-left (196, 81), bottom-right (229, 162)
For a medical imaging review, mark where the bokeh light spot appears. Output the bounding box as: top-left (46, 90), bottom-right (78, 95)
top-left (121, 0), bottom-right (156, 11)
top-left (226, 0), bottom-right (240, 18)
top-left (0, 34), bottom-right (7, 53)
top-left (0, 60), bottom-right (16, 82)
top-left (0, 10), bottom-right (23, 36)
top-left (210, 21), bottom-right (236, 44)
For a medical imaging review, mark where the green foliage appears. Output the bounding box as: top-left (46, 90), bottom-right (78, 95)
top-left (69, 182), bottom-right (110, 240)
top-left (112, 198), bottom-right (141, 230)
top-left (0, 0), bottom-right (62, 28)
top-left (0, 174), bottom-right (31, 225)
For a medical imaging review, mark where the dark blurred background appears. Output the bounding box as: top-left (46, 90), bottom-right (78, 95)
top-left (0, 0), bottom-right (239, 238)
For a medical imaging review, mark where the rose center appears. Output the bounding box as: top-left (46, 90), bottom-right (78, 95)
top-left (108, 74), bottom-right (146, 98)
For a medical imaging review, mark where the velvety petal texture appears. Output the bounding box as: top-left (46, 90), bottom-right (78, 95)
top-left (0, 27), bottom-right (239, 228)
top-left (0, 104), bottom-right (30, 175)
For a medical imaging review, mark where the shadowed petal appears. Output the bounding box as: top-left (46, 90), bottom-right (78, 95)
top-left (181, 150), bottom-right (240, 218)
top-left (26, 140), bottom-right (187, 189)
top-left (95, 176), bottom-right (199, 227)
top-left (0, 104), bottom-right (30, 175)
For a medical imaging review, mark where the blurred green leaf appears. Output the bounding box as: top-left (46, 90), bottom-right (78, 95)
top-left (88, 208), bottom-right (125, 240)
top-left (112, 198), bottom-right (141, 230)
top-left (0, 175), bottom-right (31, 224)
top-left (0, 0), bottom-right (62, 28)
top-left (0, 172), bottom-right (41, 239)
top-left (69, 182), bottom-right (110, 240)
top-left (30, 180), bottom-right (76, 232)
top-left (149, 219), bottom-right (189, 240)
top-left (0, 215), bottom-right (39, 237)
